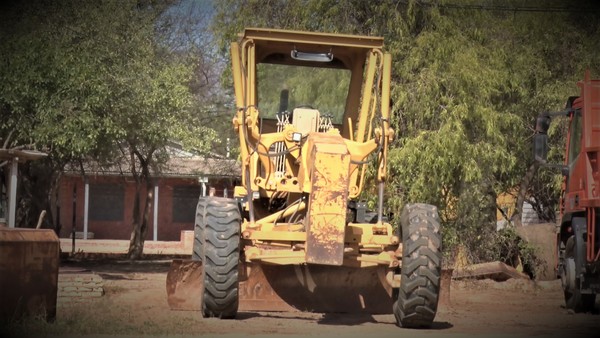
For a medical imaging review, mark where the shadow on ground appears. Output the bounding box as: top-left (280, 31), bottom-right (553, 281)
top-left (236, 311), bottom-right (453, 329)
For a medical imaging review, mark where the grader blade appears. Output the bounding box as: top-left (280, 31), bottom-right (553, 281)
top-left (166, 259), bottom-right (203, 311)
top-left (241, 263), bottom-right (394, 314)
top-left (167, 259), bottom-right (394, 314)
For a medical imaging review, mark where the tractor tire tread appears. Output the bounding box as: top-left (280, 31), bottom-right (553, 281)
top-left (394, 203), bottom-right (442, 329)
top-left (192, 198), bottom-right (207, 261)
top-left (201, 197), bottom-right (240, 319)
top-left (563, 233), bottom-right (597, 313)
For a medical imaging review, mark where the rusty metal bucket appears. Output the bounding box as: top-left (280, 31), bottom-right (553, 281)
top-left (0, 228), bottom-right (60, 322)
top-left (166, 259), bottom-right (394, 314)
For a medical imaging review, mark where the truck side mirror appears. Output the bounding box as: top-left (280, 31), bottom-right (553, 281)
top-left (535, 115), bottom-right (550, 133)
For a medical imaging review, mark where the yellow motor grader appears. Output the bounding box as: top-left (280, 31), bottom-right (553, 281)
top-left (167, 28), bottom-right (442, 328)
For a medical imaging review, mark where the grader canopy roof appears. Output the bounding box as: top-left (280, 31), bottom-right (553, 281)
top-left (242, 28), bottom-right (384, 68)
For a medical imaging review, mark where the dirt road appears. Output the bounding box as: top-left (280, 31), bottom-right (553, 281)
top-left (5, 259), bottom-right (600, 338)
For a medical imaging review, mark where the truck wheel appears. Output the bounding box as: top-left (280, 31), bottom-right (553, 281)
top-left (394, 203), bottom-right (442, 328)
top-left (562, 235), bottom-right (596, 312)
top-left (201, 197), bottom-right (241, 319)
top-left (192, 197), bottom-right (207, 261)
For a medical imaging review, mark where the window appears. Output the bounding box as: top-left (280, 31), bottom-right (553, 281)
top-left (172, 185), bottom-right (201, 223)
top-left (567, 111), bottom-right (582, 165)
top-left (89, 183), bottom-right (125, 221)
top-left (257, 63), bottom-right (351, 124)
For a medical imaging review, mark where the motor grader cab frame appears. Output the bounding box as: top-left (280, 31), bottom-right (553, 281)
top-left (167, 28), bottom-right (442, 329)
top-left (231, 29), bottom-right (395, 267)
top-left (533, 70), bottom-right (600, 312)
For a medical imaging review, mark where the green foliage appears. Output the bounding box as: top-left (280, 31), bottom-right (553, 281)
top-left (0, 0), bottom-right (219, 240)
top-left (0, 0), bottom-right (215, 159)
top-left (212, 0), bottom-right (600, 262)
top-left (468, 226), bottom-right (545, 279)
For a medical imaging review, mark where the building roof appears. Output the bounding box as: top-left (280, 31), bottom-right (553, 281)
top-left (164, 156), bottom-right (241, 178)
top-left (0, 149), bottom-right (47, 162)
top-left (64, 155), bottom-right (241, 179)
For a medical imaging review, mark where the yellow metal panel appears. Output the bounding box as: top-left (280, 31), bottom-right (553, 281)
top-left (305, 134), bottom-right (350, 266)
top-left (347, 51), bottom-right (383, 198)
top-left (231, 42), bottom-right (249, 192)
top-left (245, 249), bottom-right (305, 264)
top-left (344, 223), bottom-right (397, 247)
top-left (242, 28), bottom-right (384, 49)
top-left (356, 51), bottom-right (377, 143)
top-left (378, 52), bottom-right (392, 182)
top-left (247, 43), bottom-right (256, 108)
top-left (254, 201), bottom-right (306, 225)
top-left (230, 42), bottom-right (244, 109)
top-left (245, 231), bottom-right (306, 242)
top-left (234, 186), bottom-right (246, 198)
top-left (342, 60), bottom-right (368, 139)
top-left (356, 251), bottom-right (396, 266)
top-left (292, 108), bottom-right (320, 135)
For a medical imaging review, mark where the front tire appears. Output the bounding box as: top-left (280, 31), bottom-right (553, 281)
top-left (192, 197), bottom-right (207, 261)
top-left (394, 203), bottom-right (442, 328)
top-left (200, 197), bottom-right (241, 319)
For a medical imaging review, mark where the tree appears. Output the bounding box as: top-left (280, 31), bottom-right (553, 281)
top-left (212, 0), bottom-right (600, 262)
top-left (0, 0), bottom-right (121, 232)
top-left (0, 0), bottom-right (218, 259)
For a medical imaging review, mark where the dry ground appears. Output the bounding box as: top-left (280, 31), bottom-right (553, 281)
top-left (3, 258), bottom-right (600, 338)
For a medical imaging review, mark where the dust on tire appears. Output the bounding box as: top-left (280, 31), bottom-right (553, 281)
top-left (200, 197), bottom-right (241, 319)
top-left (394, 203), bottom-right (442, 328)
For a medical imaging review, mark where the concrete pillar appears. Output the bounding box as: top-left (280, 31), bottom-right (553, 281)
top-left (83, 179), bottom-right (89, 240)
top-left (8, 158), bottom-right (18, 228)
top-left (199, 176), bottom-right (208, 197)
top-left (153, 184), bottom-right (159, 241)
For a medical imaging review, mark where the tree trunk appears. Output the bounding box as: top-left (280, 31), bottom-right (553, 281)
top-left (127, 148), bottom-right (155, 260)
top-left (127, 179), bottom-right (154, 260)
top-left (12, 159), bottom-right (64, 230)
top-left (49, 171), bottom-right (62, 236)
top-left (128, 181), bottom-right (143, 259)
top-left (511, 162), bottom-right (539, 227)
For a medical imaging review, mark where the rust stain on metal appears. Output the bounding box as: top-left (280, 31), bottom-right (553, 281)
top-left (306, 137), bottom-right (350, 266)
top-left (240, 262), bottom-right (393, 313)
top-left (166, 259), bottom-right (203, 311)
top-left (167, 260), bottom-right (395, 313)
top-left (238, 261), bottom-right (298, 312)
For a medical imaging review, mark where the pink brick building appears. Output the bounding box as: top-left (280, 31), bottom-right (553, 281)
top-left (57, 156), bottom-right (240, 241)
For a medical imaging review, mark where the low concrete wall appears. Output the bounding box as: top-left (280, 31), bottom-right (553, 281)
top-left (58, 273), bottom-right (104, 305)
top-left (60, 230), bottom-right (194, 256)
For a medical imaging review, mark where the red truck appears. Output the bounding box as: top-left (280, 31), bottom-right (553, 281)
top-left (534, 71), bottom-right (600, 312)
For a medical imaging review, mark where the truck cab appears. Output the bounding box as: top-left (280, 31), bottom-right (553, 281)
top-left (534, 71), bottom-right (600, 312)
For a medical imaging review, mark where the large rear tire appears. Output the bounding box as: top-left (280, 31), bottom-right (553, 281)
top-left (201, 197), bottom-right (241, 319)
top-left (394, 203), bottom-right (442, 328)
top-left (562, 234), bottom-right (596, 312)
top-left (192, 197), bottom-right (207, 261)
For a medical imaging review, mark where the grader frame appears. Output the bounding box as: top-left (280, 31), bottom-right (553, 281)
top-left (231, 28), bottom-right (396, 268)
